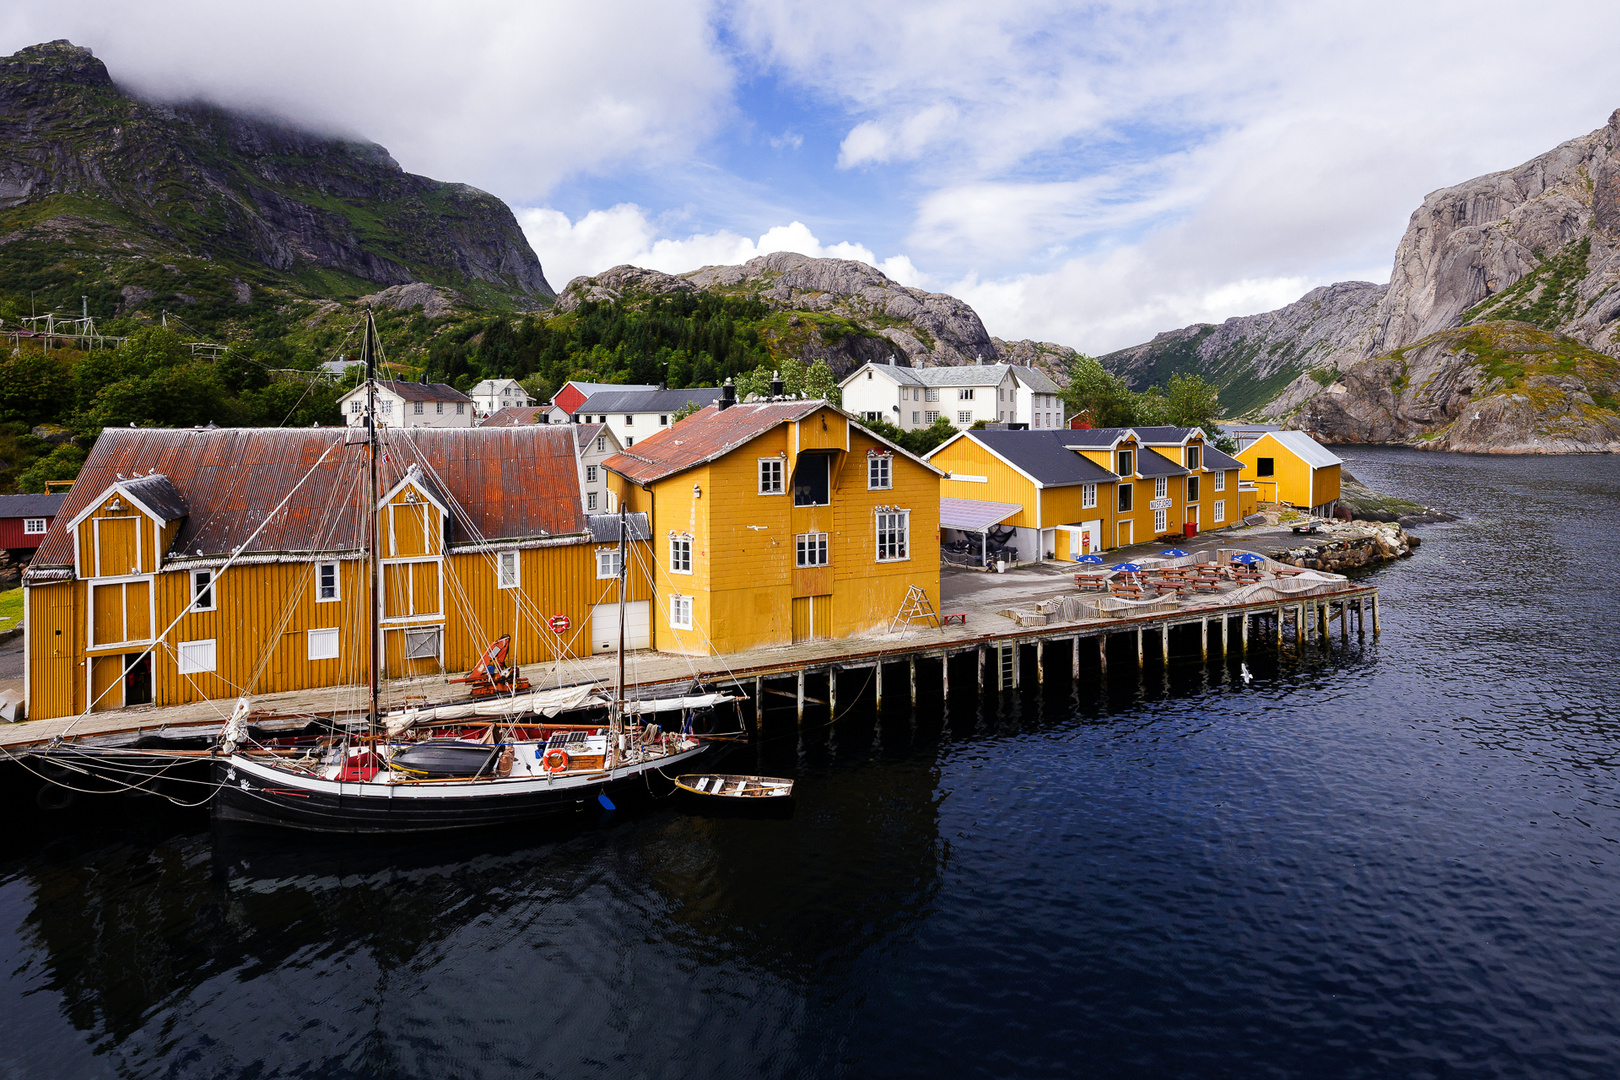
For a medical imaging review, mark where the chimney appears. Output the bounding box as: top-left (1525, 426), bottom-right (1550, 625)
top-left (719, 379), bottom-right (735, 411)
top-left (770, 370), bottom-right (784, 398)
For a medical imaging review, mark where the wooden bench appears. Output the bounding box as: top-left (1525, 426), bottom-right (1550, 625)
top-left (941, 612), bottom-right (967, 626)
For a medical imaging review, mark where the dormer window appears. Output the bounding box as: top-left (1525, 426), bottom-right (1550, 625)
top-left (1187, 445), bottom-right (1200, 470)
top-left (1117, 449), bottom-right (1133, 476)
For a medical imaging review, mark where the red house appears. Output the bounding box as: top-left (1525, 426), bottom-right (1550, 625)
top-left (0, 493), bottom-right (66, 555)
top-left (550, 380), bottom-right (657, 421)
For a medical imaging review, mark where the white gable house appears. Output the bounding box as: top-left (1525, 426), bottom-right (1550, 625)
top-left (469, 378), bottom-right (534, 419)
top-left (338, 380), bottom-right (475, 428)
top-left (839, 361), bottom-right (1066, 431)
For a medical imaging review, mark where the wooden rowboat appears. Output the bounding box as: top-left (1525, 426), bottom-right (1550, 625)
top-left (673, 774), bottom-right (794, 799)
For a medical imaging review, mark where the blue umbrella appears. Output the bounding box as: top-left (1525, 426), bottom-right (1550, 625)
top-left (1076, 554), bottom-right (1104, 564)
top-left (1231, 552), bottom-right (1266, 564)
top-left (1159, 548), bottom-right (1188, 557)
top-left (1110, 561), bottom-right (1142, 572)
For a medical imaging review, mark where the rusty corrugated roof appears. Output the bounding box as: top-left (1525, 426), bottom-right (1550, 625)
top-left (26, 426), bottom-right (588, 578)
top-left (604, 400), bottom-right (827, 485)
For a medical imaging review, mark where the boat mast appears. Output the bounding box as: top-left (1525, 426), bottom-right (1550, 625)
top-left (364, 313), bottom-right (382, 736)
top-left (615, 502), bottom-right (627, 739)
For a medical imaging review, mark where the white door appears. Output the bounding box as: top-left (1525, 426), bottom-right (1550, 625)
top-left (591, 600), bottom-right (651, 654)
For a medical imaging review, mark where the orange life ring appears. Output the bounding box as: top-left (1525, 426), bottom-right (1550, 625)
top-left (542, 748), bottom-right (570, 772)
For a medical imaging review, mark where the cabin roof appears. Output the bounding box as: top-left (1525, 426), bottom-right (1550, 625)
top-left (604, 400), bottom-right (827, 485)
top-left (575, 387), bottom-right (723, 414)
top-left (345, 380), bottom-right (472, 404)
top-left (0, 493), bottom-right (65, 518)
top-left (1254, 430), bottom-right (1343, 469)
top-left (1134, 447), bottom-right (1190, 478)
top-left (939, 430), bottom-right (1118, 487)
top-left (1201, 444), bottom-right (1244, 471)
top-left (26, 426), bottom-right (588, 576)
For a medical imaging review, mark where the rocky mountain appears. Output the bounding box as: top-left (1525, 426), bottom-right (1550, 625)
top-left (557, 253), bottom-right (1075, 383)
top-left (1103, 108), bottom-right (1620, 450)
top-left (0, 40), bottom-right (552, 321)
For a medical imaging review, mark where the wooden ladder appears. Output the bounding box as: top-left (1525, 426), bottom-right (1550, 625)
top-left (889, 585), bottom-right (941, 634)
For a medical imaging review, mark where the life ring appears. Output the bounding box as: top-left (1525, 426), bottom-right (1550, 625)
top-left (542, 749), bottom-right (570, 772)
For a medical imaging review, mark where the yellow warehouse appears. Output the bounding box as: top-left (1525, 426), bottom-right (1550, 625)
top-left (1234, 430), bottom-right (1343, 516)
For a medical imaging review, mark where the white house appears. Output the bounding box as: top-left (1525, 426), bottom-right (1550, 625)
top-left (338, 380), bottom-right (475, 428)
top-left (838, 360), bottom-right (1066, 431)
top-left (546, 380), bottom-right (659, 424)
top-left (570, 387), bottom-right (723, 448)
top-left (469, 378), bottom-right (534, 418)
top-left (571, 423), bottom-right (623, 514)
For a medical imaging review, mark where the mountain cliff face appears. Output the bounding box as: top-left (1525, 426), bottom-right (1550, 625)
top-left (0, 40), bottom-right (552, 315)
top-left (1104, 108), bottom-right (1620, 451)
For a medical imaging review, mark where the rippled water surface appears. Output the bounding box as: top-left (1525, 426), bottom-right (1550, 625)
top-left (3, 448), bottom-right (1619, 1079)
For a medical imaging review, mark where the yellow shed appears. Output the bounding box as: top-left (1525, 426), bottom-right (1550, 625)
top-left (1235, 430), bottom-right (1344, 516)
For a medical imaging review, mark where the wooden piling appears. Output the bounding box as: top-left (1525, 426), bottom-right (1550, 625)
top-left (796, 670), bottom-right (805, 724)
top-left (1071, 636), bottom-right (1080, 679)
top-left (978, 646), bottom-right (985, 691)
top-left (1372, 595), bottom-right (1381, 636)
top-left (829, 668), bottom-right (837, 716)
top-left (1160, 623), bottom-right (1169, 662)
top-left (941, 655), bottom-right (949, 700)
top-left (1137, 627), bottom-right (1144, 666)
top-left (1318, 600), bottom-right (1328, 643)
top-left (1098, 634), bottom-right (1107, 673)
top-left (1036, 640), bottom-right (1044, 684)
top-left (1201, 617), bottom-right (1208, 662)
top-left (755, 676), bottom-right (763, 724)
top-left (910, 658), bottom-right (917, 705)
top-left (875, 662), bottom-right (883, 710)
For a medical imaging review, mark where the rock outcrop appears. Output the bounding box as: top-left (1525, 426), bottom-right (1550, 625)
top-left (1270, 521), bottom-right (1419, 572)
top-left (357, 282), bottom-right (468, 319)
top-left (0, 40), bottom-right (553, 311)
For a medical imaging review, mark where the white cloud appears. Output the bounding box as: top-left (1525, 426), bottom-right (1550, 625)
top-left (518, 205), bottom-right (930, 290)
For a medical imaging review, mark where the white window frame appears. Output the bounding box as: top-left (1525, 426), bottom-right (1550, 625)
top-left (191, 569), bottom-right (215, 612)
top-left (875, 511), bottom-right (910, 563)
top-left (317, 560), bottom-right (340, 602)
top-left (670, 534), bottom-right (692, 574)
top-left (912, 411), bottom-right (920, 424)
top-left (958, 388), bottom-right (974, 401)
top-left (868, 455), bottom-right (892, 490)
top-left (1187, 475), bottom-right (1199, 502)
top-left (455, 402), bottom-right (465, 415)
top-left (796, 532), bottom-right (829, 567)
top-left (1117, 449), bottom-right (1133, 476)
top-left (23, 517), bottom-right (46, 535)
top-left (307, 627), bottom-right (340, 661)
top-left (498, 550), bottom-right (520, 589)
top-left (1155, 476), bottom-right (1167, 499)
top-left (1153, 507), bottom-right (1168, 533)
top-left (178, 638), bottom-right (217, 675)
top-left (413, 401), bottom-right (425, 415)
top-left (670, 594), bottom-right (693, 630)
top-left (1187, 446), bottom-right (1200, 469)
top-left (625, 414), bottom-right (634, 426)
top-left (586, 491), bottom-right (599, 511)
top-left (925, 410), bottom-right (939, 423)
top-left (596, 548), bottom-right (621, 579)
top-left (596, 436), bottom-right (607, 452)
top-left (1081, 484), bottom-right (1096, 510)
top-left (957, 410), bottom-right (973, 426)
top-left (380, 398), bottom-right (393, 415)
top-left (1214, 470), bottom-right (1226, 492)
top-left (349, 401), bottom-right (364, 415)
top-left (758, 458), bottom-right (784, 495)
top-left (925, 389), bottom-right (939, 402)
top-left (585, 464), bottom-right (598, 484)
top-left (1214, 499), bottom-right (1226, 523)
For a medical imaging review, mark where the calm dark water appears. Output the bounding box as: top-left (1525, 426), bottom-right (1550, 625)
top-left (3, 447), bottom-right (1620, 1079)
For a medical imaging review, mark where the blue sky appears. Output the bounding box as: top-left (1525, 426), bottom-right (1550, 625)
top-left (6, 1), bottom-right (1620, 351)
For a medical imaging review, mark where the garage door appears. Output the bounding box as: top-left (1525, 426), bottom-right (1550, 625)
top-left (591, 600), bottom-right (651, 654)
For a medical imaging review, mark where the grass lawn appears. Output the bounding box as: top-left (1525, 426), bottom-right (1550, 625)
top-left (0, 587), bottom-right (21, 630)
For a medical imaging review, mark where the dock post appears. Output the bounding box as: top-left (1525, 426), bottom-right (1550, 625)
top-left (1136, 627), bottom-right (1144, 666)
top-left (1201, 618), bottom-right (1208, 662)
top-left (941, 654), bottom-right (949, 700)
top-left (829, 668), bottom-right (837, 717)
top-left (996, 645), bottom-right (1005, 692)
top-left (1241, 611), bottom-right (1248, 651)
top-left (1098, 635), bottom-right (1107, 673)
top-left (1221, 615), bottom-right (1229, 654)
top-left (1296, 605), bottom-right (1306, 647)
top-left (1318, 601), bottom-right (1328, 644)
top-left (910, 658), bottom-right (917, 705)
top-left (796, 670), bottom-right (805, 725)
top-left (1276, 605), bottom-right (1284, 649)
top-left (1358, 597), bottom-right (1366, 638)
top-left (875, 662), bottom-right (883, 710)
top-left (1036, 640), bottom-right (1044, 685)
top-left (1072, 637), bottom-right (1080, 679)
top-left (977, 647), bottom-right (985, 691)
top-left (1161, 623), bottom-right (1169, 662)
top-left (1372, 594), bottom-right (1380, 636)
top-left (755, 677), bottom-right (763, 724)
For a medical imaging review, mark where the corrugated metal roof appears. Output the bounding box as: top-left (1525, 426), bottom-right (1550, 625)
top-left (940, 498), bottom-right (1023, 531)
top-left (26, 426), bottom-right (587, 577)
top-left (121, 473), bottom-right (189, 522)
top-left (576, 387), bottom-right (723, 414)
top-left (1135, 447), bottom-right (1190, 478)
top-left (587, 513), bottom-right (652, 543)
top-left (572, 423), bottom-right (614, 450)
top-left (1131, 425), bottom-right (1198, 445)
top-left (1259, 430), bottom-right (1343, 469)
top-left (956, 430), bottom-right (1119, 487)
top-left (478, 407), bottom-right (547, 427)
top-left (370, 380), bottom-right (472, 403)
top-left (0, 493), bottom-right (66, 518)
top-left (605, 400), bottom-right (827, 485)
top-left (1202, 444), bottom-right (1244, 471)
top-left (1060, 428), bottom-right (1133, 447)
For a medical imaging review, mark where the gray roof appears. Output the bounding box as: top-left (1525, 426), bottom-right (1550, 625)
top-left (846, 362), bottom-right (1016, 388)
top-left (563, 381), bottom-right (657, 398)
top-left (0, 493), bottom-right (65, 518)
top-left (1134, 447), bottom-right (1189, 478)
top-left (940, 498), bottom-right (1023, 531)
top-left (1202, 444), bottom-right (1243, 471)
top-left (1132, 425), bottom-right (1200, 445)
top-left (361, 380), bottom-right (472, 404)
top-left (1010, 365), bottom-right (1061, 394)
top-left (576, 387), bottom-right (722, 414)
top-left (954, 430), bottom-right (1119, 487)
top-left (587, 512), bottom-right (651, 543)
top-left (1060, 428), bottom-right (1132, 448)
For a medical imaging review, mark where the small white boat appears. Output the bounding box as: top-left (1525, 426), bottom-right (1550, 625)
top-left (673, 774), bottom-right (794, 800)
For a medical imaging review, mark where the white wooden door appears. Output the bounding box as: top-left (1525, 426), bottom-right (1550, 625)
top-left (591, 600), bottom-right (651, 654)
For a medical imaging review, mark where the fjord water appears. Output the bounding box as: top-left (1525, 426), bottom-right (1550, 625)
top-left (3, 447), bottom-right (1619, 1080)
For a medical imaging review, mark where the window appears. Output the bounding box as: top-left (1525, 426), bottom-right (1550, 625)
top-left (1118, 484), bottom-right (1133, 512)
top-left (178, 638), bottom-right (216, 674)
top-left (796, 532), bottom-right (828, 567)
top-left (191, 569), bottom-right (215, 612)
top-left (498, 551), bottom-right (519, 589)
top-left (912, 411), bottom-right (920, 424)
top-left (349, 401), bottom-right (364, 415)
top-left (317, 561), bottom-right (340, 601)
top-left (925, 410), bottom-right (939, 423)
top-left (587, 491), bottom-right (598, 511)
top-left (864, 411), bottom-right (882, 422)
top-left (759, 458), bottom-right (784, 494)
top-left (455, 403), bottom-right (465, 415)
top-left (596, 436), bottom-right (607, 453)
top-left (380, 399), bottom-right (393, 415)
top-left (1155, 476), bottom-right (1167, 499)
top-left (925, 388), bottom-right (939, 402)
top-left (1214, 470), bottom-right (1226, 492)
top-left (958, 388), bottom-right (974, 401)
top-left (1257, 457), bottom-right (1275, 477)
top-left (670, 535), bottom-right (692, 573)
top-left (625, 414), bottom-right (634, 426)
top-left (1186, 445), bottom-right (1200, 470)
top-left (23, 517), bottom-right (46, 535)
top-left (585, 465), bottom-right (598, 483)
top-left (876, 511), bottom-right (910, 562)
top-left (1187, 476), bottom-right (1200, 501)
top-left (1117, 449), bottom-right (1133, 476)
top-left (670, 594), bottom-right (693, 630)
top-left (957, 410), bottom-right (973, 425)
top-left (308, 627), bottom-right (339, 661)
top-left (1214, 499), bottom-right (1226, 523)
top-left (436, 402), bottom-right (444, 414)
top-left (794, 454), bottom-right (830, 506)
top-left (1153, 507), bottom-right (1167, 533)
top-left (998, 388), bottom-right (1004, 400)
top-left (625, 437), bottom-right (634, 447)
top-left (868, 454), bottom-right (892, 490)
top-left (1081, 483), bottom-right (1097, 509)
top-left (659, 415), bottom-right (668, 426)
top-left (404, 627), bottom-right (441, 661)
top-left (596, 548), bottom-right (621, 579)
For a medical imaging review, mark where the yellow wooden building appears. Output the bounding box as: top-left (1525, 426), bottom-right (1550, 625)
top-left (1131, 427), bottom-right (1247, 534)
top-left (602, 398), bottom-right (941, 655)
top-left (23, 426), bottom-right (650, 722)
top-left (1234, 430), bottom-right (1343, 516)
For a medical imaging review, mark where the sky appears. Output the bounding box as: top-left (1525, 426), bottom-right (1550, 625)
top-left (5, 1), bottom-right (1620, 353)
